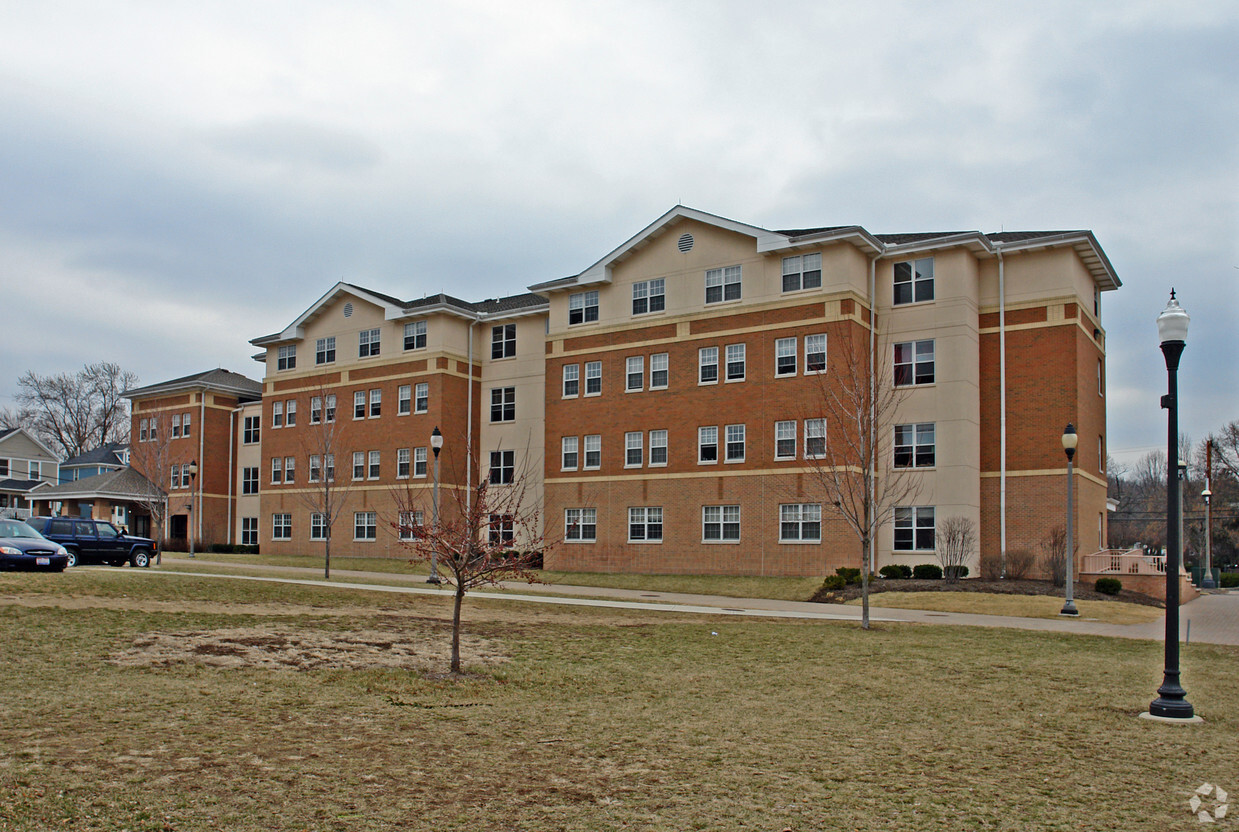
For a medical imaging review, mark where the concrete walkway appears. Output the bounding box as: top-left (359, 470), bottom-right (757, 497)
top-left (153, 557), bottom-right (1239, 646)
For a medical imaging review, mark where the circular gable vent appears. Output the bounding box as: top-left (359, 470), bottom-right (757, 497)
top-left (343, 302), bottom-right (354, 318)
top-left (677, 233), bottom-right (694, 252)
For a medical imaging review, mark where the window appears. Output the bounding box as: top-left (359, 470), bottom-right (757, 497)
top-left (359, 328), bottom-right (381, 357)
top-left (894, 257), bottom-right (934, 305)
top-left (565, 508), bottom-right (597, 542)
top-left (272, 513), bottom-right (292, 540)
top-left (149, 420), bottom-right (157, 441)
top-left (492, 324), bottom-right (516, 359)
top-left (139, 419), bottom-right (148, 442)
top-left (399, 510), bottom-right (424, 541)
top-left (625, 432), bottom-right (643, 467)
top-left (626, 356), bottom-right (643, 392)
top-left (805, 334), bottom-right (826, 373)
top-left (316, 336), bottom-right (336, 365)
top-left (414, 447), bottom-right (427, 477)
top-left (415, 383), bottom-right (429, 413)
top-left (782, 253), bottom-right (822, 292)
top-left (354, 511), bottom-right (377, 541)
top-left (404, 320), bottom-right (427, 351)
top-left (585, 362), bottom-right (602, 395)
top-left (325, 454), bottom-right (335, 481)
top-left (242, 467), bottom-right (259, 495)
top-left (699, 426), bottom-right (718, 463)
top-left (285, 400), bottom-right (297, 427)
top-left (310, 396), bottom-right (322, 424)
top-left (563, 364), bottom-right (579, 397)
top-left (272, 401), bottom-right (284, 428)
top-left (170, 464), bottom-right (180, 490)
top-left (780, 504), bottom-right (822, 542)
top-left (650, 430), bottom-right (668, 466)
top-left (894, 340), bottom-right (935, 387)
top-left (632, 278), bottom-right (665, 315)
top-left (776, 337), bottom-right (796, 376)
top-left (1098, 359), bottom-right (1104, 397)
top-left (270, 458), bottom-right (282, 484)
top-left (649, 353), bottom-right (669, 389)
top-left (725, 344), bottom-right (745, 381)
top-left (241, 517), bottom-right (258, 546)
top-left (1099, 436), bottom-right (1105, 473)
top-left (369, 389), bottom-right (381, 418)
top-left (491, 387), bottom-right (516, 422)
top-left (705, 265), bottom-right (742, 304)
top-left (353, 391), bottom-right (366, 419)
top-left (569, 290), bottom-right (599, 325)
top-left (396, 448), bottom-right (410, 478)
top-left (584, 435), bottom-right (601, 470)
top-left (310, 513), bottom-right (326, 540)
top-left (628, 507), bottom-right (663, 542)
top-left (703, 505), bottom-right (740, 542)
top-left (490, 450), bottom-right (515, 484)
top-left (368, 450), bottom-right (380, 480)
top-left (325, 394), bottom-right (336, 423)
top-left (309, 455), bottom-right (321, 482)
top-left (182, 413), bottom-right (191, 436)
top-left (398, 385), bottom-right (411, 415)
top-left (284, 456), bottom-right (295, 483)
top-left (894, 506), bottom-right (935, 550)
top-left (894, 423), bottom-right (935, 469)
top-left (562, 436), bottom-right (579, 470)
top-left (805, 418), bottom-right (826, 458)
top-left (277, 344), bottom-right (296, 371)
top-left (775, 420), bottom-right (796, 459)
top-left (488, 514), bottom-right (515, 547)
top-left (181, 465), bottom-right (191, 488)
top-left (725, 424), bottom-right (745, 462)
top-left (352, 451), bottom-right (365, 481)
top-left (699, 347), bottom-right (719, 384)
top-left (171, 414), bottom-right (182, 438)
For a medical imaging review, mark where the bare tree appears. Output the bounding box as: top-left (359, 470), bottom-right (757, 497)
top-left (1039, 524), bottom-right (1077, 588)
top-left (801, 326), bottom-right (920, 629)
top-left (394, 446), bottom-right (548, 674)
top-left (296, 389), bottom-right (350, 580)
top-left (127, 410), bottom-right (174, 564)
top-left (936, 516), bottom-right (976, 583)
top-left (13, 362), bottom-right (138, 458)
top-left (1209, 420), bottom-right (1239, 480)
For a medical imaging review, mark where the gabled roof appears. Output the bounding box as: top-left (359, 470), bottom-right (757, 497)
top-left (0, 426), bottom-right (62, 461)
top-left (32, 467), bottom-right (164, 501)
top-left (530, 206), bottom-right (1120, 293)
top-left (61, 443), bottom-right (128, 468)
top-left (123, 369), bottom-right (263, 402)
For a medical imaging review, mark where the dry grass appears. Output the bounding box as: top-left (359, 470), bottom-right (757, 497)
top-left (857, 591), bottom-right (1166, 625)
top-left (1, 569), bottom-right (1235, 831)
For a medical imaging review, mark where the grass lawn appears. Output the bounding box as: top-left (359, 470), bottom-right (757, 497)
top-left (3, 569), bottom-right (1233, 831)
top-left (856, 591), bottom-right (1166, 625)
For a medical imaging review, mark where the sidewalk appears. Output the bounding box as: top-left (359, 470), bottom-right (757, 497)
top-left (156, 557), bottom-right (1239, 645)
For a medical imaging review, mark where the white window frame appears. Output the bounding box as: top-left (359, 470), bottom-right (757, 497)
top-left (780, 503), bottom-right (822, 543)
top-left (894, 423), bottom-right (935, 469)
top-left (702, 505), bottom-right (740, 543)
top-left (805, 418), bottom-right (826, 459)
top-left (775, 420), bottom-right (796, 460)
top-left (699, 347), bottom-right (719, 385)
top-left (805, 334), bottom-right (827, 374)
top-left (782, 253), bottom-right (822, 292)
top-left (397, 448), bottom-right (410, 479)
top-left (561, 436), bottom-right (579, 471)
top-left (625, 432), bottom-right (643, 468)
top-left (359, 328), bottom-right (381, 358)
top-left (628, 506), bottom-right (663, 543)
top-left (368, 450), bottom-right (380, 480)
top-left (310, 513), bottom-right (326, 541)
top-left (565, 507), bottom-right (597, 542)
top-left (415, 383), bottom-right (429, 414)
top-left (354, 511), bottom-right (377, 541)
top-left (310, 396), bottom-right (323, 424)
top-left (583, 435), bottom-right (601, 470)
top-left (698, 426), bottom-right (718, 464)
top-left (650, 353), bottom-right (668, 389)
top-left (725, 424), bottom-right (745, 463)
top-left (316, 336), bottom-right (336, 365)
top-left (272, 401), bottom-right (284, 428)
top-left (352, 451), bottom-right (365, 481)
top-left (893, 257), bottom-right (934, 305)
top-left (584, 361), bottom-right (602, 396)
top-left (325, 394), bottom-right (336, 423)
top-left (354, 391), bottom-right (366, 420)
top-left (399, 510), bottom-right (424, 541)
top-left (632, 278), bottom-right (665, 316)
top-left (569, 290), bottom-right (599, 325)
top-left (404, 320), bottom-right (427, 351)
top-left (369, 388), bottom-right (381, 418)
top-left (894, 506), bottom-right (935, 551)
top-left (626, 356), bottom-right (643, 392)
top-left (563, 364), bottom-right (579, 398)
top-left (649, 429), bottom-right (668, 467)
top-left (775, 337), bottom-right (796, 376)
top-left (725, 343), bottom-right (746, 382)
top-left (398, 385), bottom-right (411, 416)
top-left (272, 513), bottom-right (292, 540)
top-left (705, 265), bottom-right (741, 304)
top-left (277, 344), bottom-right (296, 371)
top-left (285, 400), bottom-right (296, 427)
top-left (414, 447), bottom-right (428, 477)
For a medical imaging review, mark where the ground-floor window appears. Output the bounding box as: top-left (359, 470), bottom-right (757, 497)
top-left (310, 512), bottom-right (326, 540)
top-left (894, 506), bottom-right (935, 550)
top-left (628, 506), bottom-right (663, 542)
top-left (354, 511), bottom-right (377, 541)
top-left (399, 510), bottom-right (423, 541)
top-left (489, 514), bottom-right (515, 547)
top-left (565, 508), bottom-right (596, 542)
top-left (702, 505), bottom-right (740, 542)
top-left (780, 504), bottom-right (821, 542)
top-left (272, 513), bottom-right (292, 540)
top-left (241, 517), bottom-right (258, 546)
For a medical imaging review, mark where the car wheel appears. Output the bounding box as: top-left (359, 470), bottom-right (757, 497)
top-left (65, 550), bottom-right (78, 568)
top-left (131, 549), bottom-right (151, 568)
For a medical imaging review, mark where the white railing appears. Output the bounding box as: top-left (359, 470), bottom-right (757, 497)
top-left (0, 507), bottom-right (32, 520)
top-left (1081, 548), bottom-right (1189, 576)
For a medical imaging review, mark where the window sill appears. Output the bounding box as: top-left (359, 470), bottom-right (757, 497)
top-left (565, 539), bottom-right (597, 544)
top-left (627, 539), bottom-right (663, 544)
top-left (779, 539), bottom-right (822, 545)
top-left (625, 388), bottom-right (643, 394)
top-left (725, 377), bottom-right (745, 384)
top-left (701, 539), bottom-right (741, 545)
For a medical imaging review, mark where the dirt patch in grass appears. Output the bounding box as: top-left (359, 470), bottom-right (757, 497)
top-left (110, 625), bottom-right (508, 672)
top-left (812, 577), bottom-right (1164, 607)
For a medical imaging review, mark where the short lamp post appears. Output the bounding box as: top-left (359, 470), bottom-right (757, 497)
top-left (1202, 488), bottom-right (1216, 589)
top-left (427, 427), bottom-right (443, 585)
top-left (186, 459), bottom-right (199, 559)
top-left (1061, 424), bottom-right (1079, 616)
top-left (1148, 290), bottom-right (1195, 720)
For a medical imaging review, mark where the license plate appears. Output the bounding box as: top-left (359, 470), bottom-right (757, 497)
top-left (36, 557), bottom-right (50, 565)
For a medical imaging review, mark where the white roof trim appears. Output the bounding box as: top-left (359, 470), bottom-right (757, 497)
top-left (0, 428), bottom-right (61, 462)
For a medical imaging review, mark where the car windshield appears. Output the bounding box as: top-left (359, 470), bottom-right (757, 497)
top-left (0, 520), bottom-right (45, 539)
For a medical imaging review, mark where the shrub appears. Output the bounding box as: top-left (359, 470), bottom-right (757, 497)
top-left (1004, 548), bottom-right (1036, 580)
top-left (1095, 577), bottom-right (1122, 596)
top-left (835, 567), bottom-right (862, 585)
top-left (879, 564), bottom-right (912, 580)
top-left (944, 564), bottom-right (969, 581)
top-left (1220, 572), bottom-right (1239, 588)
top-left (818, 574), bottom-right (847, 592)
top-left (912, 563), bottom-right (942, 580)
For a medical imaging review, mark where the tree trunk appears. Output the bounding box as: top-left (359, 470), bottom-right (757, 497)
top-left (861, 536), bottom-right (871, 630)
top-left (324, 532), bottom-right (331, 581)
top-left (450, 587), bottom-right (464, 674)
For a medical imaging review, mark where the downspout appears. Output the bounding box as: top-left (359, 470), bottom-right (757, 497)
top-left (466, 318), bottom-right (478, 516)
top-left (868, 252), bottom-right (879, 574)
top-left (996, 245), bottom-right (1008, 578)
top-left (227, 403), bottom-right (242, 544)
top-left (198, 394), bottom-right (206, 545)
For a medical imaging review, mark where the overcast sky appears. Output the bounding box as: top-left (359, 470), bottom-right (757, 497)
top-left (2, 1), bottom-right (1235, 467)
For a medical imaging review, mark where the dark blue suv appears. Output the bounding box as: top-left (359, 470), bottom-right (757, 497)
top-left (25, 517), bottom-right (156, 568)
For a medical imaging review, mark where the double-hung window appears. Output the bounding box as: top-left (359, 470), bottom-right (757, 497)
top-left (181, 465), bottom-right (192, 488)
top-left (583, 435), bottom-right (601, 470)
top-left (776, 337), bottom-right (796, 376)
top-left (397, 448), bottom-right (410, 478)
top-left (649, 429), bottom-right (668, 466)
top-left (894, 506), bottom-right (935, 551)
top-left (628, 507), bottom-right (663, 542)
top-left (703, 505), bottom-right (740, 542)
top-left (489, 450), bottom-right (515, 484)
top-left (404, 320), bottom-right (427, 351)
top-left (775, 420), bottom-right (796, 459)
top-left (398, 385), bottom-right (411, 415)
top-left (491, 387), bottom-right (516, 422)
top-left (310, 513), bottom-right (326, 540)
top-left (561, 436), bottom-right (579, 470)
top-left (625, 432), bottom-right (642, 467)
top-left (354, 391), bottom-right (366, 420)
top-left (352, 451), bottom-right (365, 481)
top-left (805, 418), bottom-right (826, 458)
top-left (271, 458), bottom-right (282, 484)
top-left (414, 447), bottom-right (427, 477)
top-left (172, 414), bottom-right (182, 438)
top-left (285, 400), bottom-right (297, 427)
top-left (324, 454), bottom-right (335, 481)
top-left (241, 517), bottom-right (258, 546)
top-left (368, 450), bottom-right (380, 480)
top-left (585, 362), bottom-right (602, 395)
top-left (563, 364), bottom-right (579, 397)
top-left (699, 347), bottom-right (719, 384)
top-left (632, 278), bottom-right (665, 315)
top-left (894, 423), bottom-right (935, 469)
top-left (277, 344), bottom-right (296, 371)
top-left (492, 324), bottom-right (516, 359)
top-left (284, 457), bottom-right (295, 483)
top-left (780, 504), bottom-right (821, 542)
top-left (725, 344), bottom-right (745, 381)
top-left (894, 340), bottom-right (935, 386)
top-left (705, 265), bottom-right (741, 304)
top-left (893, 257), bottom-right (934, 305)
top-left (369, 389), bottom-right (381, 418)
top-left (272, 401), bottom-right (284, 428)
top-left (805, 334), bottom-right (826, 373)
top-left (650, 353), bottom-right (668, 389)
top-left (243, 415), bottom-right (260, 444)
top-left (698, 426), bottom-right (718, 463)
top-left (316, 336), bottom-right (336, 364)
top-left (782, 253), bottom-right (822, 292)
top-left (725, 424), bottom-right (745, 462)
top-left (242, 467), bottom-right (259, 495)
top-left (272, 513), bottom-right (292, 540)
top-left (626, 357), bottom-right (643, 392)
top-left (415, 383), bottom-right (429, 413)
top-left (354, 511), bottom-right (377, 541)
top-left (309, 455), bottom-right (321, 482)
top-left (310, 396), bottom-right (323, 424)
top-left (569, 290), bottom-right (599, 325)
top-left (565, 508), bottom-right (596, 542)
top-left (182, 413), bottom-right (191, 436)
top-left (399, 510), bottom-right (424, 541)
top-left (139, 419), bottom-right (149, 442)
top-left (359, 328), bottom-right (381, 357)
top-left (171, 464), bottom-right (181, 490)
top-left (489, 514), bottom-right (515, 547)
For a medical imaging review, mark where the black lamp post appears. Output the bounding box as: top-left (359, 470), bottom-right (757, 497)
top-left (186, 459), bottom-right (199, 559)
top-left (427, 427), bottom-right (443, 585)
top-left (1149, 290), bottom-right (1194, 720)
top-left (1061, 424), bottom-right (1079, 616)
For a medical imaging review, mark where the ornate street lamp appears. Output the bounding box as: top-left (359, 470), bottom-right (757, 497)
top-left (186, 459), bottom-right (199, 559)
top-left (1061, 424), bottom-right (1079, 616)
top-left (1202, 487), bottom-right (1215, 589)
top-left (1148, 290), bottom-right (1195, 720)
top-left (427, 427), bottom-right (444, 585)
